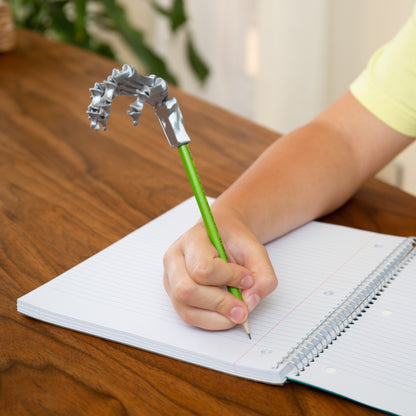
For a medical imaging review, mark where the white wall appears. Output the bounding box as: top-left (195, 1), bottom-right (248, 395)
top-left (254, 1), bottom-right (330, 133)
top-left (114, 0), bottom-right (416, 196)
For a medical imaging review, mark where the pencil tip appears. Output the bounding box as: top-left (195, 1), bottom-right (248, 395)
top-left (242, 320), bottom-right (251, 339)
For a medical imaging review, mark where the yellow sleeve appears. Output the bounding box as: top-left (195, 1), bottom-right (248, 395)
top-left (350, 6), bottom-right (416, 137)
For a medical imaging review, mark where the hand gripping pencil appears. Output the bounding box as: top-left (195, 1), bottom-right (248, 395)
top-left (87, 65), bottom-right (251, 338)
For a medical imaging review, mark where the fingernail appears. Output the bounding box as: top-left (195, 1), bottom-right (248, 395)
top-left (230, 306), bottom-right (246, 323)
top-left (246, 294), bottom-right (260, 312)
top-left (240, 275), bottom-right (253, 288)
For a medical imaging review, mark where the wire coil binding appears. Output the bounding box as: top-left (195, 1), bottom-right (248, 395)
top-left (276, 237), bottom-right (416, 377)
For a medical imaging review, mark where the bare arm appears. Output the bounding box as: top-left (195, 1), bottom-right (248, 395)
top-left (163, 91), bottom-right (414, 331)
top-left (215, 91), bottom-right (413, 242)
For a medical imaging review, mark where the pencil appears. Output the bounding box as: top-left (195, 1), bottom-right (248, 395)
top-left (178, 143), bottom-right (251, 339)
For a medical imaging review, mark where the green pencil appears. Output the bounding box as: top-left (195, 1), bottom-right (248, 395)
top-left (178, 143), bottom-right (251, 339)
top-left (86, 65), bottom-right (251, 338)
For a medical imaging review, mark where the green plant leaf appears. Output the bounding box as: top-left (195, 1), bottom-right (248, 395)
top-left (12, 0), bottom-right (47, 32)
top-left (48, 2), bottom-right (76, 43)
top-left (100, 0), bottom-right (178, 84)
top-left (8, 0), bottom-right (209, 86)
top-left (92, 42), bottom-right (116, 59)
top-left (73, 0), bottom-right (88, 43)
top-left (152, 0), bottom-right (187, 32)
top-left (186, 34), bottom-right (209, 83)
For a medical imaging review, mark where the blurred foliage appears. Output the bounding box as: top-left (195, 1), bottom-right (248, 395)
top-left (7, 0), bottom-right (209, 85)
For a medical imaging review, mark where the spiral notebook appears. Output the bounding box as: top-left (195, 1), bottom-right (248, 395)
top-left (17, 198), bottom-right (416, 415)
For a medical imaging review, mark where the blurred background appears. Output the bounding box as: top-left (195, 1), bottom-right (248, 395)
top-left (5, 0), bottom-right (416, 196)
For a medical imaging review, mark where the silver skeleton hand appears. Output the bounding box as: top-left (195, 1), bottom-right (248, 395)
top-left (87, 64), bottom-right (190, 148)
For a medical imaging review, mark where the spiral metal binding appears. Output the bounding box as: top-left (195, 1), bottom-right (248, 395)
top-left (276, 237), bottom-right (416, 378)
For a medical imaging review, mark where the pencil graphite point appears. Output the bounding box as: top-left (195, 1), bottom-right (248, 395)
top-left (243, 321), bottom-right (251, 339)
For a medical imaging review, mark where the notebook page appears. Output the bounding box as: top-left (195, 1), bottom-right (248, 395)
top-left (293, 248), bottom-right (416, 415)
top-left (231, 222), bottom-right (404, 377)
top-left (17, 198), bottom-right (405, 383)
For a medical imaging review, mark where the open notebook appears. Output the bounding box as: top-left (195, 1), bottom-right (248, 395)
top-left (17, 198), bottom-right (416, 415)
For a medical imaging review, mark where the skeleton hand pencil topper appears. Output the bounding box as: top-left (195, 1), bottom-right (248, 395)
top-left (87, 64), bottom-right (190, 148)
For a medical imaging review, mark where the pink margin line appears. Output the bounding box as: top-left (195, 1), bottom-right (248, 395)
top-left (233, 234), bottom-right (377, 366)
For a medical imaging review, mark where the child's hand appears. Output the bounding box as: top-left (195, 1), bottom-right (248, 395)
top-left (163, 214), bottom-right (278, 330)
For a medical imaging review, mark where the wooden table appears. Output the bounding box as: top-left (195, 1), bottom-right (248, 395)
top-left (1, 29), bottom-right (415, 416)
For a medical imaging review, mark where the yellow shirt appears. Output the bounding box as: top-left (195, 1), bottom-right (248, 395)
top-left (350, 6), bottom-right (416, 137)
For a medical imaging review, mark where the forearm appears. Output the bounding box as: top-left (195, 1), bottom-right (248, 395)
top-left (213, 122), bottom-right (359, 242)
top-left (212, 93), bottom-right (413, 243)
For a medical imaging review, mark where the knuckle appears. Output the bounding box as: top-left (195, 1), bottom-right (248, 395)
top-left (257, 246), bottom-right (278, 293)
top-left (162, 251), bottom-right (170, 267)
top-left (162, 271), bottom-right (170, 293)
top-left (162, 243), bottom-right (177, 267)
top-left (214, 293), bottom-right (229, 313)
top-left (191, 259), bottom-right (215, 283)
top-left (162, 256), bottom-right (173, 276)
top-left (173, 278), bottom-right (197, 303)
top-left (259, 271), bottom-right (278, 296)
top-left (268, 273), bottom-right (278, 292)
top-left (258, 244), bottom-right (270, 260)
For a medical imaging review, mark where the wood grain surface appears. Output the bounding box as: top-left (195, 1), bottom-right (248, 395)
top-left (1, 29), bottom-right (415, 416)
